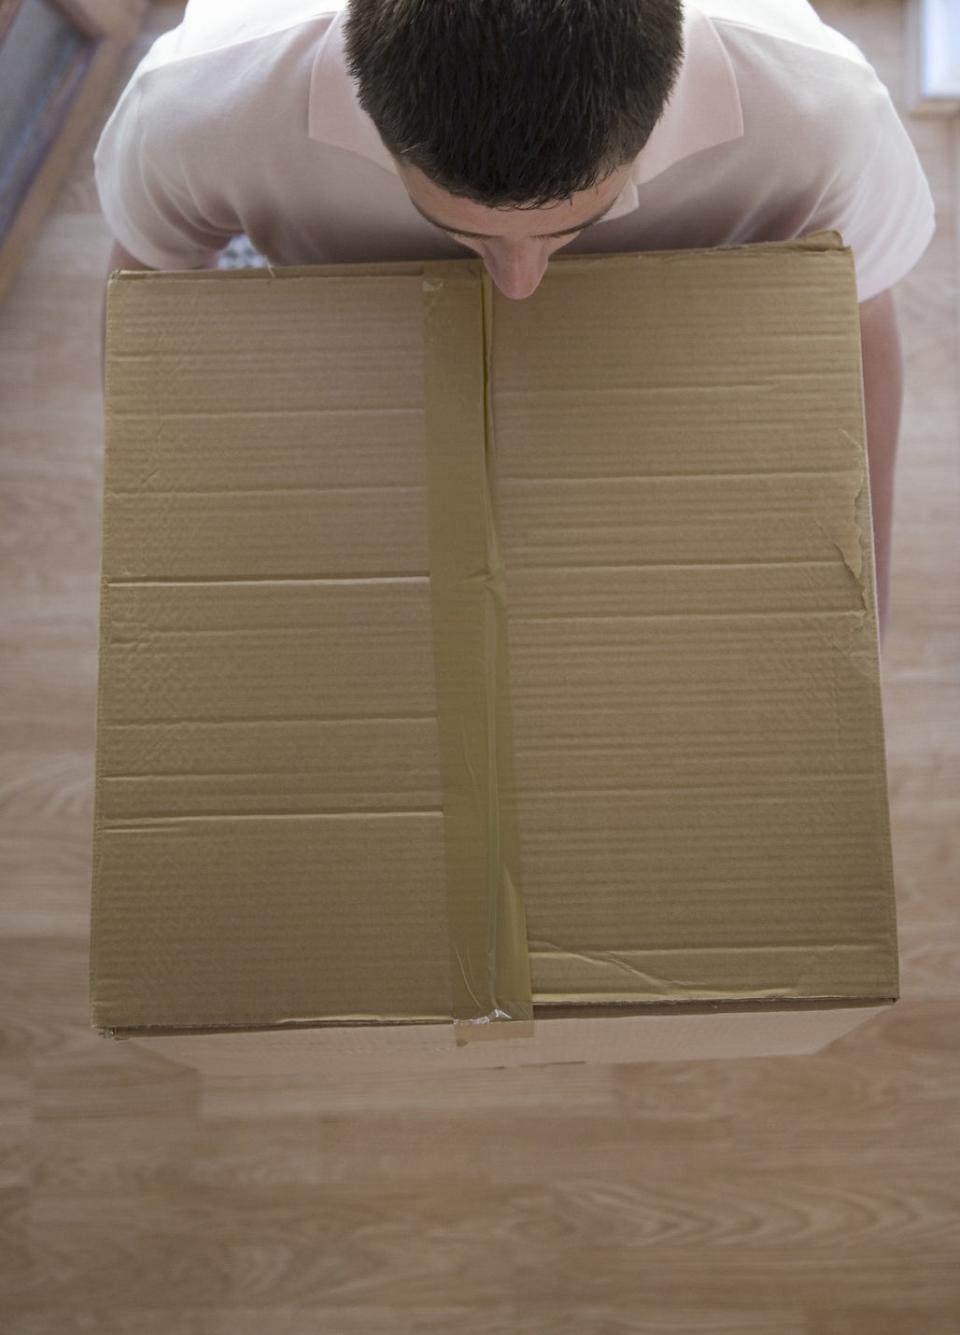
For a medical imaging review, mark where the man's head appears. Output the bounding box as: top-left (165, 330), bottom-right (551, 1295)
top-left (343, 0), bottom-right (685, 300)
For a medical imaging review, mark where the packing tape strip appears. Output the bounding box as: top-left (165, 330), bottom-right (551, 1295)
top-left (422, 262), bottom-right (534, 1039)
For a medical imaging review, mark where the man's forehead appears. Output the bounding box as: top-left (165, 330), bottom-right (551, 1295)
top-left (396, 159), bottom-right (630, 240)
top-left (404, 192), bottom-right (621, 240)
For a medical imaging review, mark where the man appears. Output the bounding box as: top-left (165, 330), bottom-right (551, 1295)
top-left (96, 0), bottom-right (936, 639)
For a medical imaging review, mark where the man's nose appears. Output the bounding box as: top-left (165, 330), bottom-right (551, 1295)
top-left (484, 248), bottom-right (550, 301)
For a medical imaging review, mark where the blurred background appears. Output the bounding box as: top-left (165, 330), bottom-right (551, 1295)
top-left (1, 1), bottom-right (958, 1331)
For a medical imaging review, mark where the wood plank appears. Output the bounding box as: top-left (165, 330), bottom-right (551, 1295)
top-left (0, 0), bottom-right (146, 305)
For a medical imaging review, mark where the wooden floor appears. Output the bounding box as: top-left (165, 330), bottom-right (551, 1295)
top-left (1, 2), bottom-right (958, 1331)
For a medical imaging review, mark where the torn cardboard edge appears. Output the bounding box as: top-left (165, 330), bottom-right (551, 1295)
top-left (107, 229), bottom-right (849, 288)
top-left (96, 996), bottom-right (895, 1043)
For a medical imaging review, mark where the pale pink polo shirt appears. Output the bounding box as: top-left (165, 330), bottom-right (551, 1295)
top-left (94, 0), bottom-right (936, 303)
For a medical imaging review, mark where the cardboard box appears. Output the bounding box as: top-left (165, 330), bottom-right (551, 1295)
top-left (90, 231), bottom-right (898, 1074)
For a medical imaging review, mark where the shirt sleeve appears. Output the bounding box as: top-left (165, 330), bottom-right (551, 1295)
top-left (812, 75), bottom-right (936, 303)
top-left (94, 71), bottom-right (237, 270)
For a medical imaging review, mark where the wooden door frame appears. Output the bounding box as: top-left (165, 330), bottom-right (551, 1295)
top-left (0, 0), bottom-right (147, 305)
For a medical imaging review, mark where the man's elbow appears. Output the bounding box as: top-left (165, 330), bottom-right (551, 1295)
top-left (105, 239), bottom-right (223, 275)
top-left (106, 240), bottom-right (157, 274)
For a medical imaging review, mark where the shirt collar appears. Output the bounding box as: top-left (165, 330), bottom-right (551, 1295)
top-left (308, 1), bottom-right (744, 220)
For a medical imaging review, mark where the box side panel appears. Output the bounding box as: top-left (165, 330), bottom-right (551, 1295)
top-left (120, 1004), bottom-right (892, 1075)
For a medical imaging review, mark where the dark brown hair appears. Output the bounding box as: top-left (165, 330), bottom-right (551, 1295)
top-left (342, 0), bottom-right (685, 209)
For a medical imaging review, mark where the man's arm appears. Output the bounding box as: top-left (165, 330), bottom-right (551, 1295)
top-left (859, 286), bottom-right (904, 644)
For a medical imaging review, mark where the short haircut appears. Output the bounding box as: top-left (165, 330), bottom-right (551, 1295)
top-left (343, 0), bottom-right (685, 210)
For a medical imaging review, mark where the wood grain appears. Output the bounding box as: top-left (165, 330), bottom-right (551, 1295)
top-left (0, 1), bottom-right (958, 1331)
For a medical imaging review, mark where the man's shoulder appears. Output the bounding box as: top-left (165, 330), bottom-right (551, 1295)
top-left (130, 0), bottom-right (338, 125)
top-left (132, 0), bottom-right (336, 144)
top-left (703, 0), bottom-right (890, 148)
top-left (149, 0), bottom-right (339, 66)
top-left (697, 0), bottom-right (875, 70)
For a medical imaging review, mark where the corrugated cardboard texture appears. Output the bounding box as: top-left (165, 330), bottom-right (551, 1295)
top-left (91, 231), bottom-right (898, 1039)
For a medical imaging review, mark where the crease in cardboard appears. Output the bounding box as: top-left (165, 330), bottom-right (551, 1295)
top-left (830, 428), bottom-right (868, 597)
top-left (532, 988), bottom-right (891, 1007)
top-left (530, 939), bottom-right (678, 992)
top-left (530, 951), bottom-right (796, 1001)
top-left (421, 265), bottom-right (534, 1031)
top-left (529, 937), bottom-right (891, 1002)
top-left (812, 427), bottom-right (876, 666)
